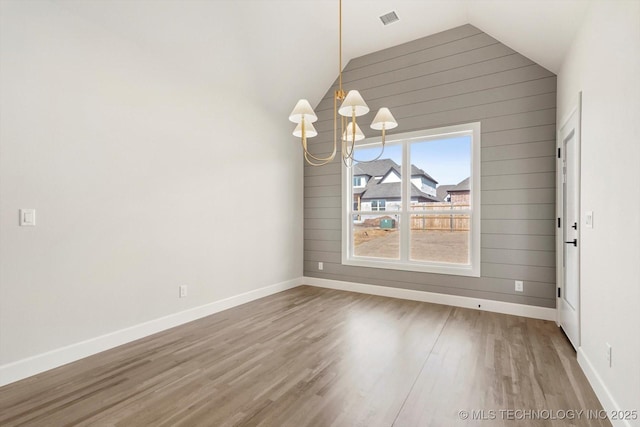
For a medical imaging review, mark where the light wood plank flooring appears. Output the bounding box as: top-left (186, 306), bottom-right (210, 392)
top-left (0, 286), bottom-right (609, 426)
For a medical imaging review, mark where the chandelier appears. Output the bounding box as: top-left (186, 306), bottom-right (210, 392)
top-left (288, 0), bottom-right (398, 167)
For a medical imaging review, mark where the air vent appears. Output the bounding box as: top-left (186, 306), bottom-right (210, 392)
top-left (379, 11), bottom-right (399, 26)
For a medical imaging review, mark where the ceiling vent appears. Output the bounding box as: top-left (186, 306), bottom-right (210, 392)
top-left (379, 11), bottom-right (399, 26)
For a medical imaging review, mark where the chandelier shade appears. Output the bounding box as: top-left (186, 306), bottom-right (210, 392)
top-left (342, 122), bottom-right (365, 142)
top-left (289, 99), bottom-right (318, 124)
top-left (293, 121), bottom-right (318, 138)
top-left (338, 90), bottom-right (370, 117)
top-left (370, 107), bottom-right (398, 131)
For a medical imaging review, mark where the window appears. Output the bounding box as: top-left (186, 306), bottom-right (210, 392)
top-left (371, 200), bottom-right (386, 211)
top-left (353, 176), bottom-right (366, 187)
top-left (342, 122), bottom-right (480, 277)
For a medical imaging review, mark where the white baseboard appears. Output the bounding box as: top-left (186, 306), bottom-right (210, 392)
top-left (0, 277), bottom-right (303, 387)
top-left (303, 277), bottom-right (556, 321)
top-left (577, 348), bottom-right (630, 427)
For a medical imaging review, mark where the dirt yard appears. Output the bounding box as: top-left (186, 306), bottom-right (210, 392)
top-left (353, 227), bottom-right (395, 246)
top-left (353, 227), bottom-right (469, 264)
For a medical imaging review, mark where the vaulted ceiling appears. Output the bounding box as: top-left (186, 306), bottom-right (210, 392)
top-left (57, 0), bottom-right (590, 117)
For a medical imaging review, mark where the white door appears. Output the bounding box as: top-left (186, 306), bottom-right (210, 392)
top-left (558, 101), bottom-right (581, 349)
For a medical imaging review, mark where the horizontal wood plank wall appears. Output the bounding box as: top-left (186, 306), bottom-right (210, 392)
top-left (303, 25), bottom-right (557, 308)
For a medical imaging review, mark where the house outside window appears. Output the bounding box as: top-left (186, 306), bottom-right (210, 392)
top-left (342, 123), bottom-right (481, 277)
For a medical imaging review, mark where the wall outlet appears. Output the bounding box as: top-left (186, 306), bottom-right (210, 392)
top-left (179, 285), bottom-right (187, 298)
top-left (318, 262), bottom-right (324, 271)
top-left (606, 343), bottom-right (612, 367)
top-left (515, 280), bottom-right (524, 292)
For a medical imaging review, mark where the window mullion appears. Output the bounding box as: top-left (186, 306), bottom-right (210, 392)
top-left (400, 140), bottom-right (410, 262)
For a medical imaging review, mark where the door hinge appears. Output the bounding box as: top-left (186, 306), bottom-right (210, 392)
top-left (557, 218), bottom-right (561, 228)
top-left (558, 287), bottom-right (561, 298)
top-left (557, 147), bottom-right (561, 158)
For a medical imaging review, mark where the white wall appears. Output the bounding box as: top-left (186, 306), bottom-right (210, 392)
top-left (557, 1), bottom-right (640, 424)
top-left (0, 1), bottom-right (303, 368)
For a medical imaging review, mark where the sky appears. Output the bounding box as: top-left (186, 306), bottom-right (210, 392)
top-left (354, 135), bottom-right (471, 186)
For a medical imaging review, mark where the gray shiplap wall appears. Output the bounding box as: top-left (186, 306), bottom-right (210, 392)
top-left (303, 25), bottom-right (556, 308)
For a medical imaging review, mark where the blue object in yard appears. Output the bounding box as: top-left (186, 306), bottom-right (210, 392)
top-left (380, 218), bottom-right (396, 229)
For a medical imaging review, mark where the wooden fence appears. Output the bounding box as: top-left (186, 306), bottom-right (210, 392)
top-left (410, 202), bottom-right (470, 231)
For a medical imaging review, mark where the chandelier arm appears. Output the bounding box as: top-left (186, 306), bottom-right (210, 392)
top-left (343, 141), bottom-right (356, 160)
top-left (300, 139), bottom-right (336, 163)
top-left (302, 130), bottom-right (335, 165)
top-left (342, 144), bottom-right (356, 163)
top-left (352, 111), bottom-right (356, 144)
top-left (349, 142), bottom-right (387, 163)
top-left (341, 121), bottom-right (353, 168)
top-left (340, 115), bottom-right (345, 159)
top-left (345, 127), bottom-right (388, 164)
top-left (299, 113), bottom-right (337, 164)
top-left (304, 150), bottom-right (335, 166)
top-left (341, 115), bottom-right (356, 160)
top-left (342, 155), bottom-right (353, 168)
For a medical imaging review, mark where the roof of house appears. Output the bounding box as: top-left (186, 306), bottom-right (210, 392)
top-left (436, 185), bottom-right (456, 201)
top-left (448, 177), bottom-right (470, 192)
top-left (353, 159), bottom-right (398, 178)
top-left (353, 159), bottom-right (441, 202)
top-left (410, 165), bottom-right (437, 183)
top-left (354, 159), bottom-right (437, 184)
top-left (360, 182), bottom-right (439, 202)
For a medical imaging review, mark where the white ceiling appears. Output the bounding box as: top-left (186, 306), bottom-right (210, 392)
top-left (56, 0), bottom-right (590, 115)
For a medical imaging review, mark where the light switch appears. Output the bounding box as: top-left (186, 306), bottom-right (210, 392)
top-left (585, 211), bottom-right (593, 229)
top-left (19, 209), bottom-right (36, 226)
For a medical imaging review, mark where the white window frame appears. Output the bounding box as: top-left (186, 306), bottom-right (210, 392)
top-left (371, 199), bottom-right (386, 211)
top-left (353, 176), bottom-right (366, 188)
top-left (341, 122), bottom-right (481, 277)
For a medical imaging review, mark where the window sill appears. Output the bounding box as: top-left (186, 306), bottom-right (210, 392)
top-left (342, 257), bottom-right (480, 277)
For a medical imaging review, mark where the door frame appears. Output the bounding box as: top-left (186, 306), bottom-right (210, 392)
top-left (556, 92), bottom-right (582, 349)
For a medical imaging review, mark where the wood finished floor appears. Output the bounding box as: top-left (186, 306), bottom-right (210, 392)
top-left (0, 286), bottom-right (609, 427)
